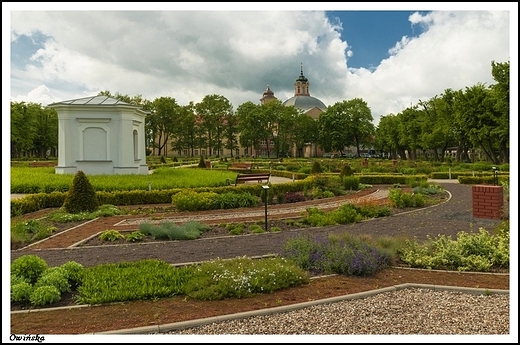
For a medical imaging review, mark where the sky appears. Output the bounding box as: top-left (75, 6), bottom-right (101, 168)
top-left (4, 3), bottom-right (517, 128)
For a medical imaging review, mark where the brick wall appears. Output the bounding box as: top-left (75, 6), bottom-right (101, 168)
top-left (472, 185), bottom-right (504, 220)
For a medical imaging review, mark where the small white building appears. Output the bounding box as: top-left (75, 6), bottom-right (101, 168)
top-left (48, 95), bottom-right (149, 175)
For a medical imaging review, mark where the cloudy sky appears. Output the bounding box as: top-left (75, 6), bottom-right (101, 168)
top-left (5, 3), bottom-right (516, 127)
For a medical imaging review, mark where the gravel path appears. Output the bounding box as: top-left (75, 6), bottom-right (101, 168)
top-left (163, 288), bottom-right (510, 335)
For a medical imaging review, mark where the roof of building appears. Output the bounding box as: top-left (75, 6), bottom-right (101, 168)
top-left (48, 95), bottom-right (135, 107)
top-left (282, 95), bottom-right (327, 112)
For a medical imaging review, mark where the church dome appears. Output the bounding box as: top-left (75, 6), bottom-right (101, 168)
top-left (282, 95), bottom-right (327, 112)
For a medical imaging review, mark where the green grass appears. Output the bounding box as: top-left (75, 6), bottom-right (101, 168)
top-left (10, 166), bottom-right (239, 193)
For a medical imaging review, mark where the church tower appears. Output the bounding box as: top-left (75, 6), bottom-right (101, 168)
top-left (294, 63), bottom-right (310, 96)
top-left (260, 84), bottom-right (276, 104)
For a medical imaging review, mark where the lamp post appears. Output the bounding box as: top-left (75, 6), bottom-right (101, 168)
top-left (262, 185), bottom-right (269, 232)
top-left (492, 166), bottom-right (498, 186)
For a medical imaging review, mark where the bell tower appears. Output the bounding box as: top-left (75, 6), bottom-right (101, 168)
top-left (294, 63), bottom-right (310, 96)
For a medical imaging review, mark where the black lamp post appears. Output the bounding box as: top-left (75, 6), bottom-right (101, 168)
top-left (262, 185), bottom-right (269, 232)
top-left (492, 166), bottom-right (498, 186)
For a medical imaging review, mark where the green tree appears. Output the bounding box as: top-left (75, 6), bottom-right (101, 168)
top-left (375, 114), bottom-right (406, 159)
top-left (453, 83), bottom-right (504, 164)
top-left (11, 101), bottom-right (37, 158)
top-left (489, 60), bottom-right (510, 163)
top-left (33, 107), bottom-right (58, 158)
top-left (236, 101), bottom-right (263, 156)
top-left (318, 98), bottom-right (375, 156)
top-left (222, 111), bottom-right (240, 157)
top-left (195, 95), bottom-right (233, 157)
top-left (62, 170), bottom-right (99, 214)
top-left (293, 111), bottom-right (318, 158)
top-left (148, 97), bottom-right (180, 156)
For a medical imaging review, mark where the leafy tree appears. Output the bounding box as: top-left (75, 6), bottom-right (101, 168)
top-left (489, 60), bottom-right (510, 163)
top-left (195, 95), bottom-right (233, 157)
top-left (169, 102), bottom-right (197, 157)
top-left (11, 101), bottom-right (37, 158)
top-left (318, 98), bottom-right (375, 156)
top-left (346, 98), bottom-right (376, 156)
top-left (418, 91), bottom-right (458, 161)
top-left (236, 101), bottom-right (263, 156)
top-left (260, 99), bottom-right (289, 157)
top-left (375, 114), bottom-right (406, 159)
top-left (454, 83), bottom-right (504, 164)
top-left (293, 111), bottom-right (318, 157)
top-left (33, 107), bottom-right (58, 158)
top-left (222, 111), bottom-right (240, 157)
top-left (62, 170), bottom-right (99, 214)
top-left (148, 97), bottom-right (180, 156)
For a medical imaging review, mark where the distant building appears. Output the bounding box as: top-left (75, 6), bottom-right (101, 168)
top-left (282, 63), bottom-right (327, 119)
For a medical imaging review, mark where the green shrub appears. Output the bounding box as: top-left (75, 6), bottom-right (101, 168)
top-left (11, 282), bottom-right (33, 303)
top-left (227, 223), bottom-right (245, 235)
top-left (34, 267), bottom-right (71, 294)
top-left (249, 224), bottom-right (264, 233)
top-left (182, 257), bottom-right (309, 300)
top-left (343, 176), bottom-right (360, 191)
top-left (59, 261), bottom-right (84, 288)
top-left (310, 161), bottom-right (323, 174)
top-left (198, 156), bottom-right (206, 168)
top-left (11, 255), bottom-right (48, 284)
top-left (99, 230), bottom-right (125, 242)
top-left (171, 190), bottom-right (217, 211)
top-left (30, 285), bottom-right (61, 306)
top-left (340, 164), bottom-right (354, 178)
top-left (126, 231), bottom-right (146, 242)
top-left (62, 170), bottom-right (100, 214)
top-left (398, 224), bottom-right (510, 271)
top-left (211, 192), bottom-right (259, 209)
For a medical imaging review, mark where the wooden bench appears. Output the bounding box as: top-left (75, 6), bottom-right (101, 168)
top-left (235, 173), bottom-right (270, 186)
top-left (231, 162), bottom-right (253, 171)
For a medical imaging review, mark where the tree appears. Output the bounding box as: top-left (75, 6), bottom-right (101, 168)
top-left (489, 60), bottom-right (510, 163)
top-left (236, 101), bottom-right (263, 156)
top-left (453, 83), bottom-right (504, 164)
top-left (195, 95), bottom-right (233, 157)
top-left (10, 101), bottom-right (58, 159)
top-left (11, 101), bottom-right (37, 158)
top-left (375, 114), bottom-right (406, 159)
top-left (346, 98), bottom-right (376, 156)
top-left (33, 107), bottom-right (58, 158)
top-left (222, 111), bottom-right (240, 157)
top-left (418, 91), bottom-right (458, 161)
top-left (62, 170), bottom-right (99, 214)
top-left (318, 98), bottom-right (375, 156)
top-left (148, 97), bottom-right (179, 156)
top-left (293, 111), bottom-right (318, 157)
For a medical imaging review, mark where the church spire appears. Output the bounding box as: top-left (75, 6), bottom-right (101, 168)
top-left (294, 63), bottom-right (310, 96)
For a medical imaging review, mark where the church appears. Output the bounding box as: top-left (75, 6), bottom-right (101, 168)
top-left (256, 64), bottom-right (328, 158)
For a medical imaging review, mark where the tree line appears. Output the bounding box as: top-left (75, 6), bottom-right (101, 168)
top-left (10, 60), bottom-right (509, 163)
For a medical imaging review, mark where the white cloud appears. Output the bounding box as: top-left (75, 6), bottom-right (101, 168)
top-left (6, 8), bottom-right (515, 126)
